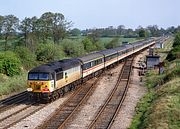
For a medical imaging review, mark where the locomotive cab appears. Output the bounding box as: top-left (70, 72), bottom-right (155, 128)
top-left (27, 64), bottom-right (56, 101)
top-left (27, 72), bottom-right (55, 92)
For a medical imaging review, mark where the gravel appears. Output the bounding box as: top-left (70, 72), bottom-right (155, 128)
top-left (110, 51), bottom-right (148, 129)
top-left (0, 104), bottom-right (28, 121)
top-left (8, 93), bottom-right (72, 129)
top-left (65, 64), bottom-right (123, 129)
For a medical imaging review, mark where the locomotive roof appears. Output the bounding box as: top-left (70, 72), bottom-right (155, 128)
top-left (29, 58), bottom-right (81, 73)
top-left (98, 49), bottom-right (117, 56)
top-left (78, 52), bottom-right (104, 63)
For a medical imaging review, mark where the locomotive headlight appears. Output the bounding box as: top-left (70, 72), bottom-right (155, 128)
top-left (27, 88), bottom-right (33, 92)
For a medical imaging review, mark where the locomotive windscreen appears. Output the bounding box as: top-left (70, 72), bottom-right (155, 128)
top-left (28, 73), bottom-right (49, 80)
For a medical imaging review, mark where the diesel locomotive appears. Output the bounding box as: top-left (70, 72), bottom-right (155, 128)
top-left (27, 39), bottom-right (155, 101)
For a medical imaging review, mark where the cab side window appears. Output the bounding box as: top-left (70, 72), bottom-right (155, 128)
top-left (56, 72), bottom-right (63, 80)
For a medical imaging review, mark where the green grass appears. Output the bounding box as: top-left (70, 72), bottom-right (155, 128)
top-left (143, 78), bottom-right (180, 129)
top-left (0, 71), bottom-right (27, 96)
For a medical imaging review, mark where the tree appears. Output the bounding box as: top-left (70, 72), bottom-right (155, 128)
top-left (139, 29), bottom-right (146, 37)
top-left (0, 15), bottom-right (3, 38)
top-left (2, 15), bottom-right (19, 51)
top-left (0, 51), bottom-right (21, 76)
top-left (88, 30), bottom-right (100, 43)
top-left (15, 46), bottom-right (37, 70)
top-left (52, 12), bottom-right (72, 43)
top-left (166, 32), bottom-right (180, 61)
top-left (94, 41), bottom-right (105, 50)
top-left (70, 28), bottom-right (81, 36)
top-left (19, 17), bottom-right (32, 47)
top-left (105, 37), bottom-right (119, 49)
top-left (166, 26), bottom-right (175, 34)
top-left (147, 25), bottom-right (160, 37)
top-left (38, 12), bottom-right (72, 44)
top-left (82, 37), bottom-right (96, 52)
top-left (117, 25), bottom-right (125, 35)
top-left (40, 12), bottom-right (54, 42)
top-left (173, 32), bottom-right (180, 47)
top-left (36, 43), bottom-right (65, 62)
top-left (61, 39), bottom-right (85, 57)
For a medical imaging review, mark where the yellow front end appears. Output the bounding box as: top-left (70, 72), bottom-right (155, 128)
top-left (27, 80), bottom-right (51, 93)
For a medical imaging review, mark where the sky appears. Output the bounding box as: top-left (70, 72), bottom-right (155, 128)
top-left (0, 0), bottom-right (179, 30)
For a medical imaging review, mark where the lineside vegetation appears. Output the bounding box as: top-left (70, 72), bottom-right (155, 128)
top-left (129, 32), bottom-right (180, 129)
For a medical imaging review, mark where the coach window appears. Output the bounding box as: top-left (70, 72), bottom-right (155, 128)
top-left (91, 61), bottom-right (95, 67)
top-left (83, 62), bottom-right (91, 70)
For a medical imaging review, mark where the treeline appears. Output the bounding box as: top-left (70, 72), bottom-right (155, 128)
top-left (81, 25), bottom-right (180, 38)
top-left (0, 12), bottom-right (72, 51)
top-left (0, 12), bottom-right (110, 77)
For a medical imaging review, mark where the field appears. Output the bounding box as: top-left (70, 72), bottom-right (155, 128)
top-left (99, 37), bottom-right (140, 46)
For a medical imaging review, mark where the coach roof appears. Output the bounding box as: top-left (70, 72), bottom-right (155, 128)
top-left (78, 52), bottom-right (104, 63)
top-left (98, 49), bottom-right (117, 56)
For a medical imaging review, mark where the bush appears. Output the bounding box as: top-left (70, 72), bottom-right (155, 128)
top-left (166, 32), bottom-right (180, 61)
top-left (36, 43), bottom-right (65, 62)
top-left (94, 41), bottom-right (105, 51)
top-left (0, 51), bottom-right (22, 76)
top-left (15, 46), bottom-right (37, 70)
top-left (105, 37), bottom-right (120, 49)
top-left (82, 38), bottom-right (96, 52)
top-left (62, 39), bottom-right (86, 57)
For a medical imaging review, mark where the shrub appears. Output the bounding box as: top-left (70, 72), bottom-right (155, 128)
top-left (105, 37), bottom-right (120, 49)
top-left (0, 51), bottom-right (21, 76)
top-left (36, 43), bottom-right (65, 62)
top-left (62, 39), bottom-right (86, 57)
top-left (82, 38), bottom-right (96, 52)
top-left (15, 46), bottom-right (37, 70)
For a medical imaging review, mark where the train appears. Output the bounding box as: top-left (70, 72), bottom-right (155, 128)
top-left (27, 39), bottom-right (156, 101)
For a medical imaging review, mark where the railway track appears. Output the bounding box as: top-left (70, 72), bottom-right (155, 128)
top-left (88, 57), bottom-right (134, 129)
top-left (0, 91), bottom-right (28, 113)
top-left (0, 91), bottom-right (48, 129)
top-left (0, 103), bottom-right (46, 129)
top-left (37, 75), bottom-right (102, 129)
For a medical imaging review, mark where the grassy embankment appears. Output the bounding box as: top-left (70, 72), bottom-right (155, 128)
top-left (0, 72), bottom-right (27, 98)
top-left (129, 37), bottom-right (180, 129)
top-left (0, 37), bottom-right (140, 98)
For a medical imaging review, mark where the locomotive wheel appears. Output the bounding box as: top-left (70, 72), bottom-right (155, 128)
top-left (60, 89), bottom-right (65, 97)
top-left (52, 91), bottom-right (59, 100)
